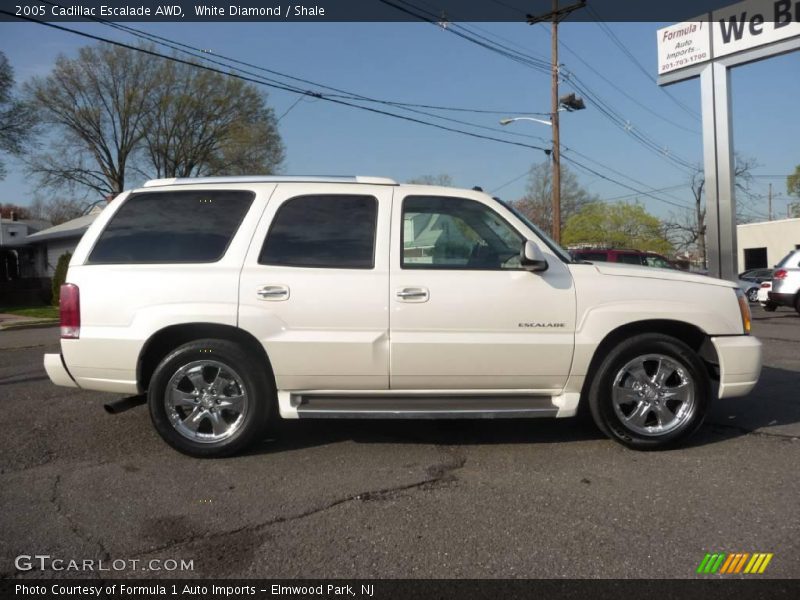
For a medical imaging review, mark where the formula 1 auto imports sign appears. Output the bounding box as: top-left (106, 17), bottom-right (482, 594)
top-left (657, 0), bottom-right (800, 77)
top-left (658, 20), bottom-right (712, 75)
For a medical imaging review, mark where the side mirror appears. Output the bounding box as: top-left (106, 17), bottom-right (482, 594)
top-left (520, 241), bottom-right (548, 272)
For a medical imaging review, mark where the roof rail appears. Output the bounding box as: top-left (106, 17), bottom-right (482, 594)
top-left (142, 175), bottom-right (398, 187)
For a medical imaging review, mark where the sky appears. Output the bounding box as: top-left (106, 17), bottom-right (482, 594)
top-left (1, 17), bottom-right (799, 223)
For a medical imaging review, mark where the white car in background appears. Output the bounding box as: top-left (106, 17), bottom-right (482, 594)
top-left (758, 281), bottom-right (774, 311)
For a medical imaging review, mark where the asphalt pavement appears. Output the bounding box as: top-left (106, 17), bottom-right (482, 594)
top-left (1, 306), bottom-right (798, 580)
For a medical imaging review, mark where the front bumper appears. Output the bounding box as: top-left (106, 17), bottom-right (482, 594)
top-left (44, 353), bottom-right (78, 388)
top-left (710, 336), bottom-right (762, 398)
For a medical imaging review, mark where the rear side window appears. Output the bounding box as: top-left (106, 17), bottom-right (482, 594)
top-left (88, 190), bottom-right (254, 264)
top-left (259, 195), bottom-right (377, 269)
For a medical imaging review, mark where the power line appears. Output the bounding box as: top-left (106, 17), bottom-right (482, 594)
top-left (555, 33), bottom-right (699, 134)
top-left (561, 154), bottom-right (693, 211)
top-left (381, 0), bottom-right (700, 174)
top-left (3, 9), bottom-right (550, 155)
top-left (586, 6), bottom-right (700, 121)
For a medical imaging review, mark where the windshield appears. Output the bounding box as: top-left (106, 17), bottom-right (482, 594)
top-left (495, 198), bottom-right (575, 263)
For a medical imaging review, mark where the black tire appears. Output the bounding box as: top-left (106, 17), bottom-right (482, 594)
top-left (746, 287), bottom-right (759, 303)
top-left (588, 333), bottom-right (711, 450)
top-left (763, 301), bottom-right (777, 312)
top-left (795, 294), bottom-right (800, 316)
top-left (148, 338), bottom-right (273, 457)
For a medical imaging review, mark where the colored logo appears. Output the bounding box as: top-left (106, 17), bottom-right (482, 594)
top-left (697, 552), bottom-right (773, 574)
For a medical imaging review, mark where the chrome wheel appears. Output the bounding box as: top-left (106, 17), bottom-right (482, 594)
top-left (747, 287), bottom-right (759, 303)
top-left (165, 360), bottom-right (248, 443)
top-left (611, 354), bottom-right (696, 437)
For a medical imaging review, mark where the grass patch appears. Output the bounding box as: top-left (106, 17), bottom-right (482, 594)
top-left (0, 305), bottom-right (59, 319)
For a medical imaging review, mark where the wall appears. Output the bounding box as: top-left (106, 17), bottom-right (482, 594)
top-left (737, 218), bottom-right (800, 270)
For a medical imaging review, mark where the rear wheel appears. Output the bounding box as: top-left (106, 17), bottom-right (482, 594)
top-left (746, 287), bottom-right (759, 303)
top-left (148, 339), bottom-right (273, 457)
top-left (588, 334), bottom-right (710, 450)
top-left (763, 301), bottom-right (777, 312)
top-left (795, 294), bottom-right (800, 315)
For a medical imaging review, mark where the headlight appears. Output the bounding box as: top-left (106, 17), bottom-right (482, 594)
top-left (735, 288), bottom-right (751, 334)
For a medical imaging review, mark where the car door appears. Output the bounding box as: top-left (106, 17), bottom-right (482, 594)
top-left (239, 183), bottom-right (392, 391)
top-left (389, 191), bottom-right (576, 392)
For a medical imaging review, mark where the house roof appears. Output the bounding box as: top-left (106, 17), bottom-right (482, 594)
top-left (26, 213), bottom-right (98, 243)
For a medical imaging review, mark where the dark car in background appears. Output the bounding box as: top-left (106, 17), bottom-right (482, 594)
top-left (571, 248), bottom-right (679, 269)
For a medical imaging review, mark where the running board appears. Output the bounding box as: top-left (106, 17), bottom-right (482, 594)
top-left (293, 395), bottom-right (559, 419)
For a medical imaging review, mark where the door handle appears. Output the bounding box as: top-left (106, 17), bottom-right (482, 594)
top-left (396, 287), bottom-right (429, 302)
top-left (257, 285), bottom-right (290, 301)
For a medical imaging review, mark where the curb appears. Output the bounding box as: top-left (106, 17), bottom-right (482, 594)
top-left (0, 319), bottom-right (59, 331)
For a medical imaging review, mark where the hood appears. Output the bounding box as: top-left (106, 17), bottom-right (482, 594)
top-left (589, 262), bottom-right (737, 288)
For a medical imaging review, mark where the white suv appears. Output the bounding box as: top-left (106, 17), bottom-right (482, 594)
top-left (44, 176), bottom-right (762, 456)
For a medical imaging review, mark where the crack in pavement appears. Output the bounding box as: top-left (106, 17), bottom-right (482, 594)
top-left (129, 449), bottom-right (467, 561)
top-left (50, 474), bottom-right (112, 561)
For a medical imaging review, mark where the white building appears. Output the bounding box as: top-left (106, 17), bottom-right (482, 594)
top-left (737, 217), bottom-right (800, 271)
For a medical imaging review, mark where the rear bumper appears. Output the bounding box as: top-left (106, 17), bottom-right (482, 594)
top-left (710, 336), bottom-right (762, 398)
top-left (44, 353), bottom-right (78, 388)
top-left (768, 291), bottom-right (794, 307)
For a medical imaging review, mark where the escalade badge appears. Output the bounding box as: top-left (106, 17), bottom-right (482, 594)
top-left (518, 322), bottom-right (566, 328)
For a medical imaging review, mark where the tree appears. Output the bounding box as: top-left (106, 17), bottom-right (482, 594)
top-left (0, 203), bottom-right (32, 220)
top-left (663, 154), bottom-right (758, 268)
top-left (0, 51), bottom-right (36, 180)
top-left (29, 196), bottom-right (86, 225)
top-left (407, 174), bottom-right (454, 186)
top-left (25, 45), bottom-right (158, 196)
top-left (142, 59), bottom-right (284, 178)
top-left (513, 161), bottom-right (597, 235)
top-left (25, 44), bottom-right (284, 198)
top-left (562, 202), bottom-right (673, 255)
top-left (788, 165), bottom-right (800, 217)
top-left (51, 252), bottom-right (72, 306)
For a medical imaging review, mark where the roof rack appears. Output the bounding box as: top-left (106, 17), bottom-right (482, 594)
top-left (142, 175), bottom-right (398, 188)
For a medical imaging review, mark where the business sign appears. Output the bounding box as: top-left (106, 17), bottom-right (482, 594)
top-left (658, 20), bottom-right (712, 75)
top-left (657, 0), bottom-right (800, 77)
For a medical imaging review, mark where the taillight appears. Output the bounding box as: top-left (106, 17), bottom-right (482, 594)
top-left (760, 282), bottom-right (771, 288)
top-left (60, 283), bottom-right (80, 339)
top-left (774, 269), bottom-right (788, 280)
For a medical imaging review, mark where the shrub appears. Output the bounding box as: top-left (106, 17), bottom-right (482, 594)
top-left (51, 251), bottom-right (72, 306)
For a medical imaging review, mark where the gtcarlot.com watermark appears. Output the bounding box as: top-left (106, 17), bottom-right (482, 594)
top-left (15, 554), bottom-right (194, 573)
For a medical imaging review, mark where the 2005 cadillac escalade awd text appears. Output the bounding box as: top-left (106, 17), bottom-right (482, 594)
top-left (44, 176), bottom-right (763, 457)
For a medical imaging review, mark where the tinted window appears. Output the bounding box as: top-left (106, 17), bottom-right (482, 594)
top-left (617, 253), bottom-right (645, 265)
top-left (645, 255), bottom-right (672, 269)
top-left (259, 195), bottom-right (377, 269)
top-left (89, 190), bottom-right (254, 264)
top-left (402, 196), bottom-right (523, 270)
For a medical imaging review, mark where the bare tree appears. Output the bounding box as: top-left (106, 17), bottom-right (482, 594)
top-left (24, 45), bottom-right (158, 196)
top-left (142, 60), bottom-right (284, 178)
top-left (407, 174), bottom-right (454, 186)
top-left (28, 196), bottom-right (87, 225)
top-left (664, 154), bottom-right (758, 268)
top-left (0, 51), bottom-right (37, 180)
top-left (24, 44), bottom-right (285, 199)
top-left (513, 161), bottom-right (597, 235)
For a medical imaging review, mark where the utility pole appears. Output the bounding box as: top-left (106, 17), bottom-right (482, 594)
top-left (768, 183), bottom-right (772, 221)
top-left (527, 0), bottom-right (586, 243)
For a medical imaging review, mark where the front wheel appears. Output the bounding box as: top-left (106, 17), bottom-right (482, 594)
top-left (148, 339), bottom-right (273, 457)
top-left (588, 334), bottom-right (710, 450)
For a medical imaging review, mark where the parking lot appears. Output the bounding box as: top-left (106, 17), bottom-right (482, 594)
top-left (1, 305), bottom-right (798, 580)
